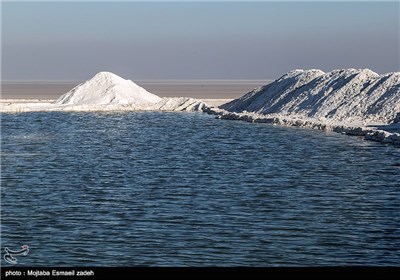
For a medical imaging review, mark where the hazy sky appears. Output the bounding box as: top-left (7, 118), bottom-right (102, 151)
top-left (2, 1), bottom-right (399, 80)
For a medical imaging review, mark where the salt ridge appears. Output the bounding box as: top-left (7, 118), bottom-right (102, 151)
top-left (215, 68), bottom-right (400, 146)
top-left (221, 68), bottom-right (400, 124)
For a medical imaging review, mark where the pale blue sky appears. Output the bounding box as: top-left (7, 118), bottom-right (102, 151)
top-left (2, 1), bottom-right (399, 80)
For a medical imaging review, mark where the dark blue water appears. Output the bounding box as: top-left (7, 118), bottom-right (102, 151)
top-left (1, 112), bottom-right (400, 266)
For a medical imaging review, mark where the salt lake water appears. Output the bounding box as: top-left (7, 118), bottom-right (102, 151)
top-left (1, 112), bottom-right (399, 266)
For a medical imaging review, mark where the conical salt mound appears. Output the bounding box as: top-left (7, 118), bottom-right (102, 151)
top-left (54, 72), bottom-right (161, 106)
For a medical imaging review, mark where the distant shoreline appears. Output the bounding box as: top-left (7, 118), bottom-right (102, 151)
top-left (1, 81), bottom-right (268, 100)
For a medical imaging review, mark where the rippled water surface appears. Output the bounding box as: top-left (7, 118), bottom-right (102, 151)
top-left (1, 112), bottom-right (400, 266)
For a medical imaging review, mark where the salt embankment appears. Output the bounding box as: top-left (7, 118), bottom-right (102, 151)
top-left (211, 69), bottom-right (400, 146)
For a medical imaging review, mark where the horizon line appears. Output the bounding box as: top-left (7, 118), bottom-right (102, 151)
top-left (2, 79), bottom-right (273, 84)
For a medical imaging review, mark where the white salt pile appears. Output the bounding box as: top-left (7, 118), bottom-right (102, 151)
top-left (221, 69), bottom-right (400, 124)
top-left (0, 72), bottom-right (209, 112)
top-left (154, 97), bottom-right (208, 112)
top-left (214, 69), bottom-right (400, 146)
top-left (55, 71), bottom-right (161, 106)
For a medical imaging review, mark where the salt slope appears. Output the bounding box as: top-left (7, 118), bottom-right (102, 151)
top-left (221, 69), bottom-right (400, 124)
top-left (55, 72), bottom-right (161, 106)
top-left (153, 97), bottom-right (208, 112)
top-left (215, 68), bottom-right (400, 146)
